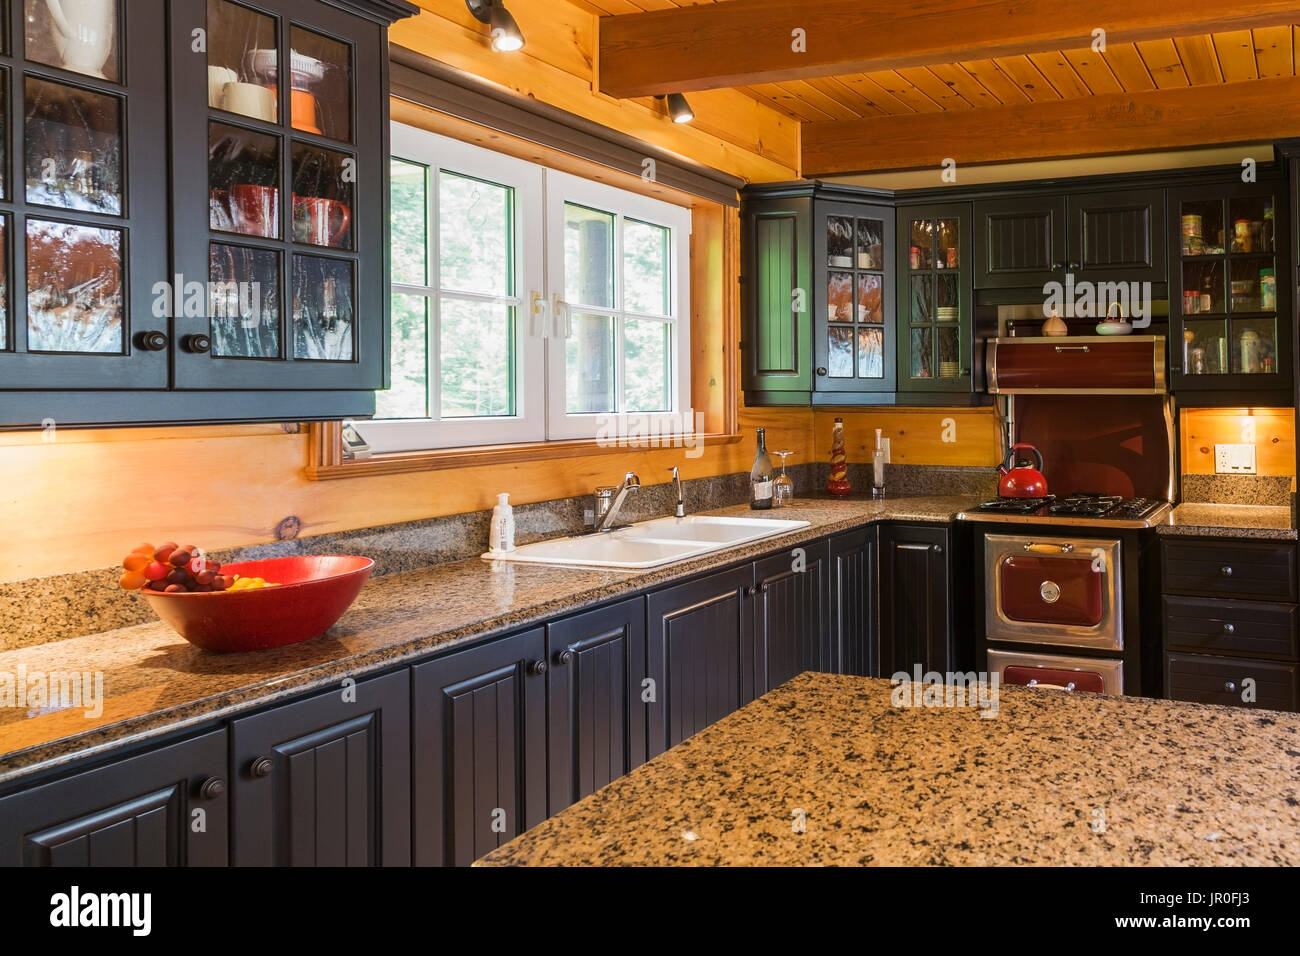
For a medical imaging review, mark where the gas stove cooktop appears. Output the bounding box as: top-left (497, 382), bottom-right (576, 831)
top-left (956, 493), bottom-right (1172, 528)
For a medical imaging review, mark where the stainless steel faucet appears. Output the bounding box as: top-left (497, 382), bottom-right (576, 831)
top-left (593, 472), bottom-right (640, 532)
top-left (669, 466), bottom-right (685, 517)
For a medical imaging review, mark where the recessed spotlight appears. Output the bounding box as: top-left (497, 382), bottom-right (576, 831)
top-left (466, 0), bottom-right (525, 53)
top-left (665, 92), bottom-right (694, 124)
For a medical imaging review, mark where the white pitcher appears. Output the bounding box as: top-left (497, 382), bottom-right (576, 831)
top-left (45, 0), bottom-right (115, 79)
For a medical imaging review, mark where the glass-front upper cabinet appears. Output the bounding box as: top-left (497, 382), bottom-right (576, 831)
top-left (896, 202), bottom-right (972, 394)
top-left (0, 0), bottom-right (170, 390)
top-left (813, 200), bottom-right (895, 400)
top-left (170, 0), bottom-right (386, 391)
top-left (1169, 180), bottom-right (1291, 401)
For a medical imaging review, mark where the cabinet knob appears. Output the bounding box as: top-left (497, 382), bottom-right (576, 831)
top-left (183, 333), bottom-right (212, 354)
top-left (816, 367), bottom-right (827, 376)
top-left (1223, 623), bottom-right (1235, 635)
top-left (554, 648), bottom-right (574, 666)
top-left (527, 659), bottom-right (548, 676)
top-left (136, 330), bottom-right (169, 352)
top-left (1223, 680), bottom-right (1238, 694)
top-left (249, 756), bottom-right (274, 778)
top-left (1068, 261), bottom-right (1081, 271)
top-left (1220, 566), bottom-right (1233, 577)
top-left (1051, 261), bottom-right (1064, 271)
top-left (932, 544), bottom-right (944, 554)
top-left (199, 776), bottom-right (226, 799)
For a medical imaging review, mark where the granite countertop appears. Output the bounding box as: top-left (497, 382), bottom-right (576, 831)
top-left (0, 496), bottom-right (979, 785)
top-left (1157, 503), bottom-right (1297, 540)
top-left (479, 673), bottom-right (1300, 867)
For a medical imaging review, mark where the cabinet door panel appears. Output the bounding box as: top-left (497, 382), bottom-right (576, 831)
top-left (547, 598), bottom-right (647, 814)
top-left (753, 543), bottom-right (828, 694)
top-left (879, 524), bottom-right (952, 675)
top-left (646, 565), bottom-right (753, 758)
top-left (742, 196), bottom-right (813, 403)
top-left (412, 629), bottom-right (547, 866)
top-left (897, 202), bottom-right (973, 393)
top-left (0, 729), bottom-right (228, 867)
top-left (830, 527), bottom-right (876, 676)
top-left (973, 196), bottom-right (1066, 289)
top-left (1068, 188), bottom-right (1166, 284)
top-left (231, 669), bottom-right (410, 866)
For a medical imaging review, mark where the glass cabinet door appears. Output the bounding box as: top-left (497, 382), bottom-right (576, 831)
top-left (1171, 183), bottom-right (1289, 395)
top-left (170, 0), bottom-right (384, 391)
top-left (814, 202), bottom-right (894, 396)
top-left (896, 203), bottom-right (972, 393)
top-left (0, 0), bottom-right (170, 392)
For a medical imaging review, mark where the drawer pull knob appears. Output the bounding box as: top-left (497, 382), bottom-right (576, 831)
top-left (199, 776), bottom-right (225, 799)
top-left (1223, 680), bottom-right (1238, 694)
top-left (527, 659), bottom-right (548, 676)
top-left (249, 756), bottom-right (273, 778)
top-left (1220, 566), bottom-right (1233, 577)
top-left (1222, 623), bottom-right (1235, 635)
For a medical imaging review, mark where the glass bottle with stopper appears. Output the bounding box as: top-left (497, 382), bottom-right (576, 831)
top-left (827, 418), bottom-right (851, 496)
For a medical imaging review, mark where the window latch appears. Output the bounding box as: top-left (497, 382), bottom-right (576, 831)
top-left (529, 291), bottom-right (550, 339)
top-left (552, 294), bottom-right (573, 340)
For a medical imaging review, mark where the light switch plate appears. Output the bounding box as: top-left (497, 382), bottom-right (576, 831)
top-left (1214, 443), bottom-right (1257, 474)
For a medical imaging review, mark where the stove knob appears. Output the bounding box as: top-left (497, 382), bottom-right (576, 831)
top-left (1220, 566), bottom-right (1234, 577)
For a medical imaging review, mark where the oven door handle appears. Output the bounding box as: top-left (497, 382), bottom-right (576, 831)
top-left (1026, 679), bottom-right (1078, 692)
top-left (1022, 542), bottom-right (1074, 554)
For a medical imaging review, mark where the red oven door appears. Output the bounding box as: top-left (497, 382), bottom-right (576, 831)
top-left (988, 649), bottom-right (1124, 696)
top-left (985, 534), bottom-right (1122, 650)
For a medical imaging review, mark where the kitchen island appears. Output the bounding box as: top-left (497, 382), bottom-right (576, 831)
top-left (478, 673), bottom-right (1300, 866)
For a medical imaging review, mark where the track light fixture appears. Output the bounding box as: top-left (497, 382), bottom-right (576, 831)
top-left (664, 92), bottom-right (694, 124)
top-left (465, 0), bottom-right (525, 53)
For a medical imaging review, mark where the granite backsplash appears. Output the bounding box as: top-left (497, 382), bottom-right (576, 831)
top-left (1180, 473), bottom-right (1293, 507)
top-left (3, 462), bottom-right (998, 650)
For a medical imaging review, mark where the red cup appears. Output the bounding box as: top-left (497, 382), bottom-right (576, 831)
top-left (294, 195), bottom-right (351, 248)
top-left (230, 184), bottom-right (280, 239)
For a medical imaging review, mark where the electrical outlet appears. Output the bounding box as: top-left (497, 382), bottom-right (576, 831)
top-left (1214, 443), bottom-right (1257, 474)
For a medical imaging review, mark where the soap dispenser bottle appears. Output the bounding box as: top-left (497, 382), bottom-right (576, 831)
top-left (490, 493), bottom-right (516, 552)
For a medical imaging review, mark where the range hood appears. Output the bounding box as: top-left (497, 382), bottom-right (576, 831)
top-left (987, 336), bottom-right (1166, 394)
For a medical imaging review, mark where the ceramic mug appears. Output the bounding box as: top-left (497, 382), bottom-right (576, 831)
top-left (294, 196), bottom-right (351, 247)
top-left (230, 184), bottom-right (279, 239)
top-left (222, 82), bottom-right (276, 122)
top-left (208, 66), bottom-right (238, 109)
top-left (45, 0), bottom-right (115, 78)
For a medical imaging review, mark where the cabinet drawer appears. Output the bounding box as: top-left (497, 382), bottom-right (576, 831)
top-left (1163, 596), bottom-right (1299, 659)
top-left (1161, 540), bottom-right (1297, 601)
top-left (1165, 653), bottom-right (1299, 711)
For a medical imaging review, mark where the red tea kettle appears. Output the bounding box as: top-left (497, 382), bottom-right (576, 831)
top-left (999, 443), bottom-right (1048, 498)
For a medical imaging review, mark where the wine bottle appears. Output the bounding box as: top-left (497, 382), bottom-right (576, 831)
top-left (750, 428), bottom-right (775, 510)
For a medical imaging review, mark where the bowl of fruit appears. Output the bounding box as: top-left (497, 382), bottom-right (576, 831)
top-left (121, 542), bottom-right (373, 652)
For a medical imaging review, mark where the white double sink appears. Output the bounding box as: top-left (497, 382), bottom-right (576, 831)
top-left (484, 514), bottom-right (811, 570)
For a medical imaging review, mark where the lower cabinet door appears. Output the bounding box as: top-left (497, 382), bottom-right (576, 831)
top-left (752, 542), bottom-right (829, 694)
top-left (230, 670), bottom-right (411, 866)
top-left (547, 599), bottom-right (648, 816)
top-left (1166, 653), bottom-right (1299, 712)
top-left (412, 629), bottom-right (547, 866)
top-left (646, 564), bottom-right (754, 758)
top-left (879, 524), bottom-right (952, 676)
top-left (829, 527), bottom-right (876, 676)
top-left (0, 729), bottom-right (228, 867)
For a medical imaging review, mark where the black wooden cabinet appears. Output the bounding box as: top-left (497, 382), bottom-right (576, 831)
top-left (973, 194), bottom-right (1068, 290)
top-left (878, 523), bottom-right (952, 676)
top-left (645, 564), bottom-right (754, 757)
top-left (230, 669), bottom-right (410, 866)
top-left (0, 729), bottom-right (229, 866)
top-left (829, 526), bottom-right (876, 676)
top-left (0, 0), bottom-right (415, 427)
top-left (752, 542), bottom-right (829, 694)
top-left (1067, 188), bottom-right (1167, 286)
top-left (1166, 178), bottom-right (1291, 404)
top-left (546, 598), bottom-right (647, 815)
top-left (896, 202), bottom-right (975, 396)
top-left (412, 629), bottom-right (547, 866)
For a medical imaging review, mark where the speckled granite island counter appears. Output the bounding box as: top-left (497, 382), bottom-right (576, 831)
top-left (0, 497), bottom-right (978, 785)
top-left (478, 673), bottom-right (1300, 867)
top-left (1157, 504), bottom-right (1296, 540)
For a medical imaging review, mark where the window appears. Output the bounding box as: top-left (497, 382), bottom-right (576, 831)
top-left (358, 126), bottom-right (691, 454)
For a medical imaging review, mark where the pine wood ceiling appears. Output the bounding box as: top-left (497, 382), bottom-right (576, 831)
top-left (584, 0), bottom-right (1298, 121)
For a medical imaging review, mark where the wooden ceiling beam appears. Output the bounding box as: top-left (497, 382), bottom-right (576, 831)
top-left (801, 75), bottom-right (1300, 175)
top-left (597, 0), bottom-right (1300, 98)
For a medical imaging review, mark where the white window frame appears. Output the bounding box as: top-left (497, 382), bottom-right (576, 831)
top-left (358, 124), bottom-right (692, 454)
top-left (544, 170), bottom-right (693, 441)
top-left (359, 126), bottom-right (544, 453)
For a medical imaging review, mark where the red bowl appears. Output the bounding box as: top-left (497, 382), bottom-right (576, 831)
top-left (141, 555), bottom-right (373, 652)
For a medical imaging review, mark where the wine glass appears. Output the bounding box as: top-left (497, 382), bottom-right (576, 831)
top-left (773, 451), bottom-right (795, 507)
